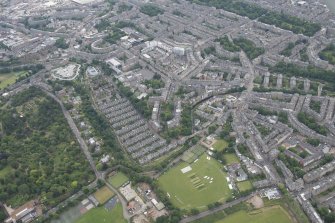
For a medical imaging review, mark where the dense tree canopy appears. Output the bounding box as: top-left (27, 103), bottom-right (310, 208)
top-left (140, 4), bottom-right (164, 17)
top-left (187, 0), bottom-right (320, 36)
top-left (0, 87), bottom-right (94, 208)
top-left (319, 44), bottom-right (335, 65)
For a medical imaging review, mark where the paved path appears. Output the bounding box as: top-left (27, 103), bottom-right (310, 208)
top-left (179, 194), bottom-right (254, 223)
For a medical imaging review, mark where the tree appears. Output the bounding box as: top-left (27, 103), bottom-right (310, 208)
top-left (18, 184), bottom-right (30, 194)
top-left (190, 208), bottom-right (199, 215)
top-left (71, 181), bottom-right (78, 189)
top-left (208, 125), bottom-right (217, 134)
top-left (0, 210), bottom-right (6, 222)
top-left (307, 138), bottom-right (320, 146)
top-left (54, 38), bottom-right (69, 49)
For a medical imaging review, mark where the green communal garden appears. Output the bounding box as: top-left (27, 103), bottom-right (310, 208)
top-left (319, 44), bottom-right (335, 65)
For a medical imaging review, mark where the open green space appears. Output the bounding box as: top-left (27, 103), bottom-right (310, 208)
top-left (224, 153), bottom-right (239, 165)
top-left (237, 181), bottom-right (253, 192)
top-left (192, 203), bottom-right (295, 223)
top-left (75, 203), bottom-right (126, 223)
top-left (0, 71), bottom-right (27, 89)
top-left (108, 172), bottom-right (129, 188)
top-left (158, 154), bottom-right (231, 210)
top-left (215, 206), bottom-right (293, 223)
top-left (212, 139), bottom-right (228, 152)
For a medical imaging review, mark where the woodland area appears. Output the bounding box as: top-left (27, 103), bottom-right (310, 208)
top-left (0, 87), bottom-right (94, 208)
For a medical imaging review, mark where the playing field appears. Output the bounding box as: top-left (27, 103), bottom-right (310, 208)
top-left (237, 181), bottom-right (253, 192)
top-left (215, 206), bottom-right (293, 223)
top-left (93, 186), bottom-right (115, 204)
top-left (158, 154), bottom-right (231, 210)
top-left (75, 203), bottom-right (126, 223)
top-left (0, 71), bottom-right (27, 89)
top-left (108, 172), bottom-right (129, 188)
top-left (212, 139), bottom-right (228, 152)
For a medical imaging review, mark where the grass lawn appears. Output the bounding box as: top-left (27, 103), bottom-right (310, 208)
top-left (237, 181), bottom-right (253, 192)
top-left (215, 206), bottom-right (293, 223)
top-left (93, 186), bottom-right (115, 204)
top-left (212, 139), bottom-right (228, 152)
top-left (0, 71), bottom-right (27, 89)
top-left (75, 203), bottom-right (126, 223)
top-left (158, 154), bottom-right (231, 210)
top-left (108, 172), bottom-right (129, 188)
top-left (0, 166), bottom-right (12, 179)
top-left (264, 197), bottom-right (310, 223)
top-left (224, 153), bottom-right (239, 164)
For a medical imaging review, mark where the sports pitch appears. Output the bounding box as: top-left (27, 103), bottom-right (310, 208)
top-left (75, 203), bottom-right (126, 223)
top-left (215, 206), bottom-right (293, 223)
top-left (158, 154), bottom-right (232, 210)
top-left (93, 186), bottom-right (115, 204)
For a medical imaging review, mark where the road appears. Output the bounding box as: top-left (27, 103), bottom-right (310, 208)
top-left (239, 50), bottom-right (255, 93)
top-left (105, 182), bottom-right (133, 221)
top-left (179, 194), bottom-right (254, 223)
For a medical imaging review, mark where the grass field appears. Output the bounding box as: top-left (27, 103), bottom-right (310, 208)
top-left (237, 181), bottom-right (253, 192)
top-left (93, 186), bottom-right (115, 204)
top-left (224, 153), bottom-right (239, 164)
top-left (212, 139), bottom-right (228, 152)
top-left (158, 154), bottom-right (231, 210)
top-left (108, 172), bottom-right (129, 188)
top-left (75, 203), bottom-right (126, 223)
top-left (215, 206), bottom-right (293, 223)
top-left (0, 71), bottom-right (27, 89)
top-left (264, 196), bottom-right (310, 223)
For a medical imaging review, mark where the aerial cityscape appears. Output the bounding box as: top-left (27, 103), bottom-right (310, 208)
top-left (1, 0), bottom-right (335, 223)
